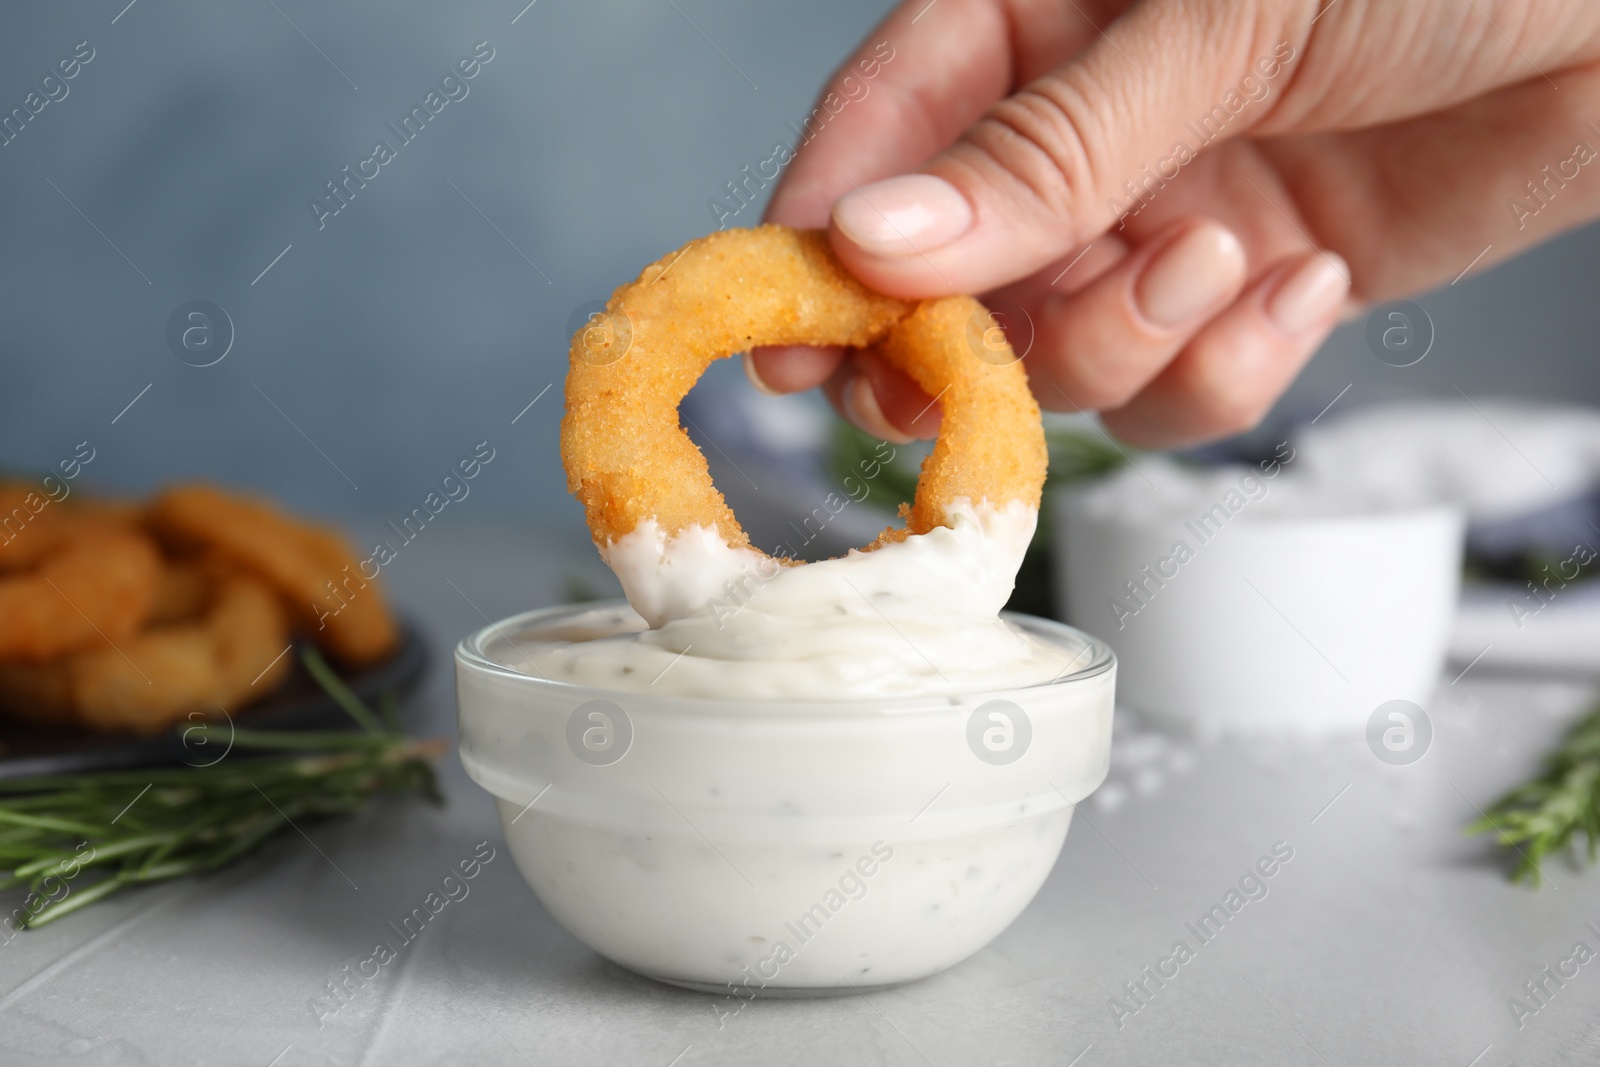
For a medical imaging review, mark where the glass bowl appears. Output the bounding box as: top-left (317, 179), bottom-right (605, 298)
top-left (455, 601), bottom-right (1115, 996)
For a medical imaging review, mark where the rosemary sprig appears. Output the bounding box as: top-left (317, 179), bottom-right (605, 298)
top-left (0, 648), bottom-right (443, 928)
top-left (1468, 701), bottom-right (1600, 886)
top-left (1463, 548), bottom-right (1600, 589)
top-left (827, 419), bottom-right (921, 510)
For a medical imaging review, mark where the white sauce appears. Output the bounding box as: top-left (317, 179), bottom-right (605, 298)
top-left (516, 499), bottom-right (1084, 699)
top-left (498, 803), bottom-right (1079, 992)
top-left (455, 494), bottom-right (1116, 991)
top-left (458, 597), bottom-right (1116, 991)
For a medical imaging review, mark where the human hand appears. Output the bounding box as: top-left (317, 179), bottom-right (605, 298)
top-left (750, 0), bottom-right (1600, 447)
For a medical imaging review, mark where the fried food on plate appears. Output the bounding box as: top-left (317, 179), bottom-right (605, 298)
top-left (150, 484), bottom-right (398, 668)
top-left (0, 478), bottom-right (400, 735)
top-left (0, 564), bottom-right (291, 735)
top-left (0, 517), bottom-right (161, 661)
top-left (148, 558), bottom-right (212, 625)
top-left (561, 224), bottom-right (1046, 559)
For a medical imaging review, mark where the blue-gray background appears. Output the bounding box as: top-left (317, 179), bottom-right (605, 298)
top-left (3, 0), bottom-right (1598, 535)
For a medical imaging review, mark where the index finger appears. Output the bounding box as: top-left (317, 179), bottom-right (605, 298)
top-left (763, 0), bottom-right (1110, 229)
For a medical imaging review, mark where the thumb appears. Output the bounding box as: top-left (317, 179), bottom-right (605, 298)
top-left (827, 1), bottom-right (1304, 297)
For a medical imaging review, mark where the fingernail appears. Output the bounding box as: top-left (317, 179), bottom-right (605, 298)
top-left (1134, 223), bottom-right (1247, 329)
top-left (1267, 253), bottom-right (1351, 333)
top-left (832, 174), bottom-right (973, 256)
top-left (742, 352), bottom-right (781, 396)
top-left (841, 376), bottom-right (914, 445)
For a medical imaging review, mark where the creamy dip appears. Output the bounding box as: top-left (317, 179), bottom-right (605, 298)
top-left (509, 499), bottom-right (1086, 699)
top-left (457, 603), bottom-right (1115, 992)
top-left (456, 494), bottom-right (1116, 992)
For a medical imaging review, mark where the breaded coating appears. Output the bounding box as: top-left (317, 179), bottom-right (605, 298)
top-left (150, 485), bottom-right (398, 667)
top-left (0, 568), bottom-right (291, 734)
top-left (562, 225), bottom-right (1046, 557)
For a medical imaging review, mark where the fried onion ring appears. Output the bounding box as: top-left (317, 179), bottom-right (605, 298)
top-left (147, 558), bottom-right (213, 625)
top-left (149, 485), bottom-right (399, 667)
top-left (0, 565), bottom-right (291, 734)
top-left (561, 225), bottom-right (1046, 558)
top-left (0, 517), bottom-right (160, 662)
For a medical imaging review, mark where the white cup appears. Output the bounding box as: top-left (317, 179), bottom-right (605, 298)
top-left (1055, 487), bottom-right (1463, 735)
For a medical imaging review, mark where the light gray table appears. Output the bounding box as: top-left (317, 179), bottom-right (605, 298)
top-left (1, 520), bottom-right (1596, 1066)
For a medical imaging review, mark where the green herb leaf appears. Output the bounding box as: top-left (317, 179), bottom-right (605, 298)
top-left (1468, 702), bottom-right (1600, 886)
top-left (0, 647), bottom-right (443, 927)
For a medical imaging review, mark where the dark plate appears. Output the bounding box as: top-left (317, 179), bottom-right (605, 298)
top-left (0, 619), bottom-right (429, 781)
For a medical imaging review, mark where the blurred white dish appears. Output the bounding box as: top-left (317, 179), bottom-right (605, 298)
top-left (1295, 400), bottom-right (1600, 522)
top-left (1289, 398), bottom-right (1600, 676)
top-left (1055, 458), bottom-right (1464, 735)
